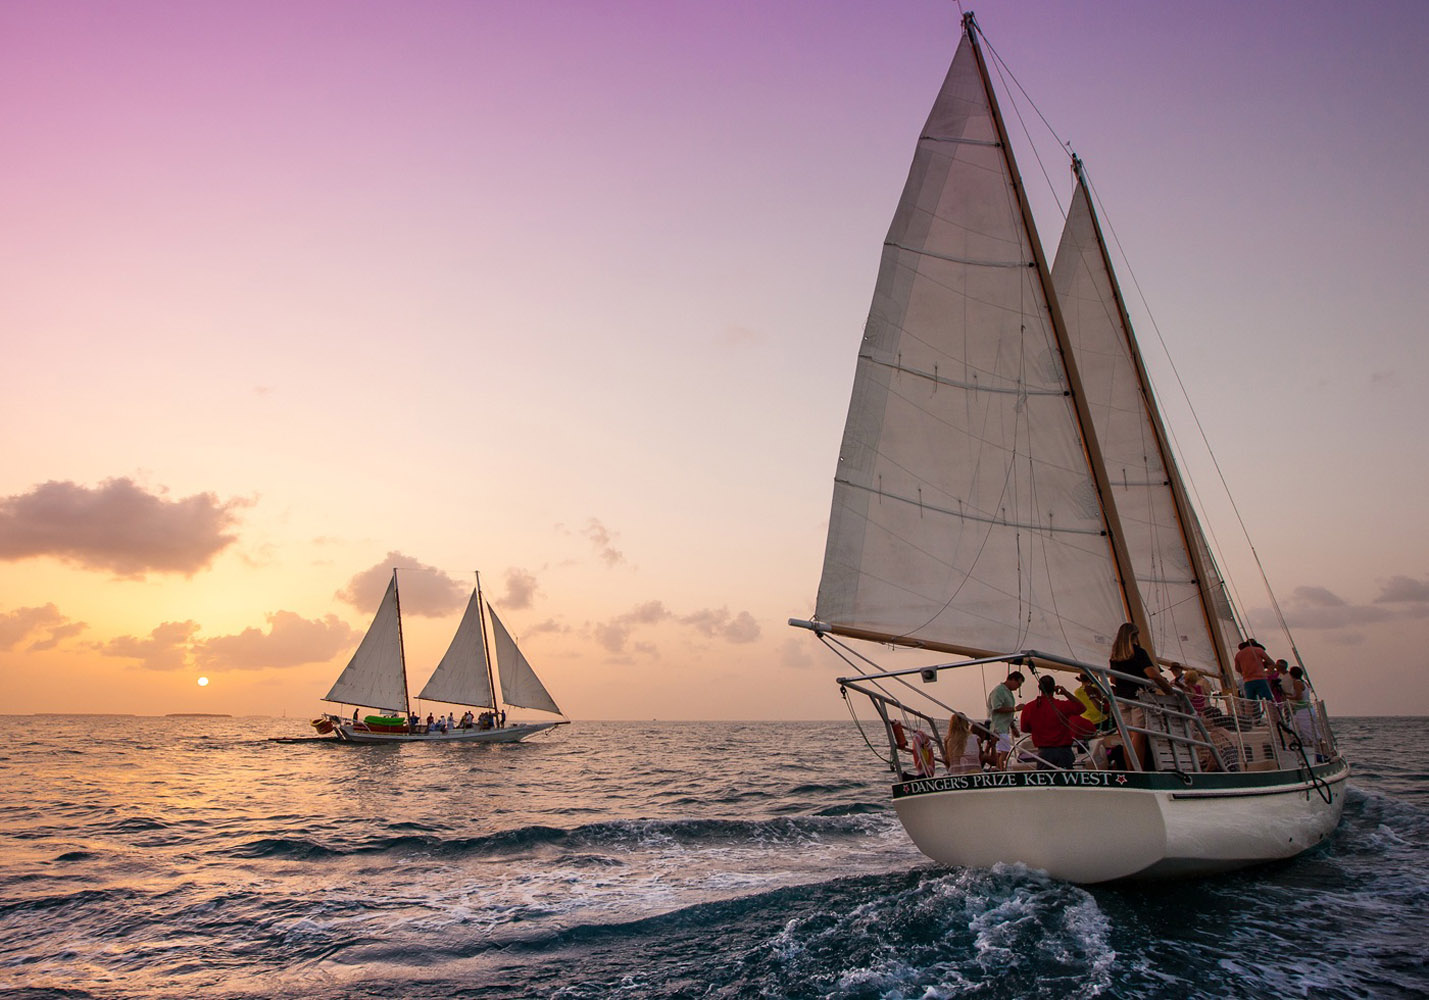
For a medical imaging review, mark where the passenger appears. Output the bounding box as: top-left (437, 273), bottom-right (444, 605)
top-left (1182, 669), bottom-right (1209, 715)
top-left (499, 710), bottom-right (507, 727)
top-left (1109, 622), bottom-right (1172, 770)
top-left (1018, 675), bottom-right (1086, 770)
top-left (1287, 666), bottom-right (1322, 754)
top-left (943, 714), bottom-right (989, 774)
top-left (1234, 640), bottom-right (1276, 701)
top-left (447, 712), bottom-right (456, 731)
top-left (1266, 659), bottom-right (1287, 704)
top-left (1072, 673), bottom-right (1109, 729)
top-left (985, 670), bottom-right (1024, 769)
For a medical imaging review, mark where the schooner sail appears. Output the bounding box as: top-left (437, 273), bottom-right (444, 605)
top-left (417, 587), bottom-right (496, 710)
top-left (815, 28), bottom-right (1137, 666)
top-left (489, 606), bottom-right (563, 716)
top-left (792, 11), bottom-right (1347, 883)
top-left (322, 571), bottom-right (408, 716)
top-left (1050, 163), bottom-right (1242, 688)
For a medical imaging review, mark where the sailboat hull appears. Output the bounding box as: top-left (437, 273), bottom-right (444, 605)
top-left (890, 758), bottom-right (1349, 883)
top-left (331, 721), bottom-right (565, 744)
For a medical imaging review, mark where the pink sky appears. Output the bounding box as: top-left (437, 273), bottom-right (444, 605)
top-left (3, 1), bottom-right (1427, 719)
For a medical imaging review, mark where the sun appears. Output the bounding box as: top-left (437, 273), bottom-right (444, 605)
top-left (197, 677), bottom-right (210, 687)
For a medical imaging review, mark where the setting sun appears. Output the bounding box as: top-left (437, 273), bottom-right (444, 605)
top-left (197, 677), bottom-right (209, 687)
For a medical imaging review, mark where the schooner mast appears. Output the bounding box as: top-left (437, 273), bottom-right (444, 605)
top-left (959, 12), bottom-right (1155, 659)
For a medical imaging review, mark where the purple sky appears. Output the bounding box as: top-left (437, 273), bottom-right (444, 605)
top-left (3, 1), bottom-right (1427, 717)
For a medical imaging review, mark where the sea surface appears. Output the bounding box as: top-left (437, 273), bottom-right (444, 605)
top-left (1, 716), bottom-right (1424, 1000)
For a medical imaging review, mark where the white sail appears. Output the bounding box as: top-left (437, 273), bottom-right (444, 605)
top-left (814, 33), bottom-right (1126, 662)
top-left (417, 587), bottom-right (495, 708)
top-left (1051, 180), bottom-right (1230, 673)
top-left (323, 573), bottom-right (408, 713)
top-left (487, 605), bottom-right (562, 715)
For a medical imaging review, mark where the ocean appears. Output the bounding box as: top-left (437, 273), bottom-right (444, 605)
top-left (2, 716), bottom-right (1424, 1000)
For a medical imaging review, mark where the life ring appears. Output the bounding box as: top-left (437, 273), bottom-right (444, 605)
top-left (911, 730), bottom-right (936, 777)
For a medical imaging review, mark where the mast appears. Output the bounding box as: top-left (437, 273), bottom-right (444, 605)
top-left (474, 571), bottom-right (501, 722)
top-left (1068, 155), bottom-right (1237, 690)
top-left (393, 569), bottom-right (412, 719)
top-left (963, 13), bottom-right (1155, 657)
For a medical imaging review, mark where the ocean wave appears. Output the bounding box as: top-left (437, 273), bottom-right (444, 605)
top-left (217, 812), bottom-right (895, 862)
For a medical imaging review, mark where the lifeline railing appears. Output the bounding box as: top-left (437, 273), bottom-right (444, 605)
top-left (832, 646), bottom-right (1336, 777)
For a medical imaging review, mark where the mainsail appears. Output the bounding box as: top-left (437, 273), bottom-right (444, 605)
top-left (488, 606), bottom-right (562, 715)
top-left (323, 572), bottom-right (408, 713)
top-left (814, 31), bottom-right (1133, 664)
top-left (1050, 172), bottom-right (1239, 680)
top-left (417, 587), bottom-right (496, 708)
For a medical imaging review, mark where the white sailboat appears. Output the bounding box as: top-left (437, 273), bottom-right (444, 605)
top-left (790, 12), bottom-right (1347, 883)
top-left (313, 570), bottom-right (567, 743)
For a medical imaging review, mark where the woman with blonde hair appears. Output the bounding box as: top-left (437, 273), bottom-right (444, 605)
top-left (1182, 668), bottom-right (1209, 714)
top-left (944, 713), bottom-right (982, 774)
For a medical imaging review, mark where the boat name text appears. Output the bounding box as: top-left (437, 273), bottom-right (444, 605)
top-left (900, 771), bottom-right (1115, 794)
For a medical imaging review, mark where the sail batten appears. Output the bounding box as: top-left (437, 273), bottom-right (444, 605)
top-left (861, 356), bottom-right (1067, 396)
top-left (886, 241), bottom-right (1033, 268)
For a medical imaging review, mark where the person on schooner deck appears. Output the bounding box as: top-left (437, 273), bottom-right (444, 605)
top-left (1019, 675), bottom-right (1087, 770)
top-left (1235, 639), bottom-right (1276, 701)
top-left (986, 671), bottom-right (1024, 769)
top-left (1181, 669), bottom-right (1209, 714)
top-left (1072, 672), bottom-right (1109, 729)
top-left (1109, 623), bottom-right (1173, 770)
top-left (943, 714), bottom-right (989, 774)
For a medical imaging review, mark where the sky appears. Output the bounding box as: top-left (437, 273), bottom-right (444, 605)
top-left (3, 0), bottom-right (1427, 720)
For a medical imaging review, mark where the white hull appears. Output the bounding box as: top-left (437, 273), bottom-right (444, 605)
top-left (332, 721), bottom-right (564, 744)
top-left (892, 759), bottom-right (1349, 883)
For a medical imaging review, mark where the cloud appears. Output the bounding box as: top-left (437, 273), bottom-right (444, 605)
top-left (97, 621), bottom-right (201, 672)
top-left (582, 518), bottom-right (624, 567)
top-left (337, 552), bottom-right (467, 617)
top-left (0, 478), bottom-right (246, 578)
top-left (1375, 575), bottom-right (1429, 604)
top-left (523, 618), bottom-right (568, 637)
top-left (780, 636), bottom-right (816, 669)
top-left (594, 600), bottom-right (671, 653)
top-left (718, 324), bottom-right (765, 348)
top-left (590, 600), bottom-right (762, 655)
top-left (500, 568), bottom-right (538, 610)
top-left (679, 607), bottom-right (761, 644)
top-left (1264, 582), bottom-right (1429, 632)
top-left (194, 611), bottom-right (360, 671)
top-left (1292, 586), bottom-right (1346, 608)
top-left (0, 604), bottom-right (87, 652)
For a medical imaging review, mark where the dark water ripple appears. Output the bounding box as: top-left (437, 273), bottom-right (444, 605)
top-left (0, 716), bottom-right (1424, 999)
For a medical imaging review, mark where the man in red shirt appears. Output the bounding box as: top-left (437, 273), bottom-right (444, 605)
top-left (1019, 675), bottom-right (1089, 770)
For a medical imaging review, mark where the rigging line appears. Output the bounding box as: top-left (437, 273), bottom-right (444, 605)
top-left (1079, 164), bottom-right (1276, 640)
top-left (979, 31), bottom-right (1068, 220)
